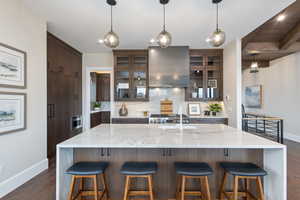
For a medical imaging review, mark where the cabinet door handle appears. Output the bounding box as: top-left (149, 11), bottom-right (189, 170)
top-left (100, 148), bottom-right (105, 157)
top-left (106, 148), bottom-right (110, 157)
top-left (168, 149), bottom-right (172, 157)
top-left (52, 104), bottom-right (55, 118)
top-left (162, 149), bottom-right (166, 157)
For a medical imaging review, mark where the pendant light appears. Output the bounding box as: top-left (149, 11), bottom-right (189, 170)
top-left (207, 0), bottom-right (226, 47)
top-left (102, 0), bottom-right (119, 48)
top-left (250, 53), bottom-right (259, 73)
top-left (157, 0), bottom-right (172, 48)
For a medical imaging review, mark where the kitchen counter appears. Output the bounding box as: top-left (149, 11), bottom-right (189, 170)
top-left (58, 124), bottom-right (282, 149)
top-left (56, 124), bottom-right (286, 200)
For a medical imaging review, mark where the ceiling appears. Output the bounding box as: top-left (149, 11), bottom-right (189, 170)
top-left (22, 0), bottom-right (295, 53)
top-left (242, 0), bottom-right (300, 68)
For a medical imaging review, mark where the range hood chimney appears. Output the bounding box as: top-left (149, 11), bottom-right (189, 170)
top-left (149, 46), bottom-right (189, 88)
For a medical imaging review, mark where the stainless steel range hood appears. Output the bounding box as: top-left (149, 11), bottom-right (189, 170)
top-left (149, 46), bottom-right (189, 88)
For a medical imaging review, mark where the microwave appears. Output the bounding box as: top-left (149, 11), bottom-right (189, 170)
top-left (71, 116), bottom-right (83, 131)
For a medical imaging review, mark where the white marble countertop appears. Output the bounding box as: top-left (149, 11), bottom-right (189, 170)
top-left (57, 124), bottom-right (285, 149)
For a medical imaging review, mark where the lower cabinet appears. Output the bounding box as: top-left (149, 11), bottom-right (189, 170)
top-left (90, 111), bottom-right (111, 128)
top-left (189, 117), bottom-right (228, 125)
top-left (112, 118), bottom-right (149, 124)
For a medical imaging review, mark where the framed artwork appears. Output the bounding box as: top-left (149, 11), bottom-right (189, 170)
top-left (0, 92), bottom-right (26, 134)
top-left (187, 103), bottom-right (201, 116)
top-left (208, 79), bottom-right (218, 88)
top-left (0, 43), bottom-right (27, 88)
top-left (245, 85), bottom-right (262, 108)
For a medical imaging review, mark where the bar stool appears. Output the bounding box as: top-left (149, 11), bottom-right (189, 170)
top-left (175, 162), bottom-right (213, 200)
top-left (219, 162), bottom-right (267, 200)
top-left (121, 162), bottom-right (158, 200)
top-left (66, 161), bottom-right (109, 200)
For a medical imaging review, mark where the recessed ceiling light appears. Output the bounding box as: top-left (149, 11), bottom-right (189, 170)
top-left (277, 14), bottom-right (286, 22)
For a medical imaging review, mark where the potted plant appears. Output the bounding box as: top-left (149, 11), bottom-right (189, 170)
top-left (208, 103), bottom-right (222, 116)
top-left (93, 102), bottom-right (101, 111)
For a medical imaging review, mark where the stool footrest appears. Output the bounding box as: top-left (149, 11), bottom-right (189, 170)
top-left (128, 191), bottom-right (152, 196)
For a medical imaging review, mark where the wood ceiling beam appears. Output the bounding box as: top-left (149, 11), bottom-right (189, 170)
top-left (242, 60), bottom-right (270, 69)
top-left (280, 21), bottom-right (300, 50)
top-left (243, 42), bottom-right (279, 53)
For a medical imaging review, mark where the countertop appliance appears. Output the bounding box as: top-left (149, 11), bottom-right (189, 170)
top-left (149, 114), bottom-right (190, 124)
top-left (71, 115), bottom-right (83, 131)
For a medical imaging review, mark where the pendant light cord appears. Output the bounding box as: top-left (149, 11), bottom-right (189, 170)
top-left (216, 3), bottom-right (219, 31)
top-left (163, 4), bottom-right (166, 31)
top-left (110, 5), bottom-right (113, 31)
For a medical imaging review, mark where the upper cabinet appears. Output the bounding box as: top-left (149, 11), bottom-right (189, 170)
top-left (113, 50), bottom-right (149, 101)
top-left (186, 49), bottom-right (223, 101)
top-left (96, 73), bottom-right (111, 101)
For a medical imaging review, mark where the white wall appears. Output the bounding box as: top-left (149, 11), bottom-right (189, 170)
top-left (0, 0), bottom-right (47, 197)
top-left (223, 39), bottom-right (242, 129)
top-left (242, 52), bottom-right (300, 141)
top-left (82, 53), bottom-right (113, 129)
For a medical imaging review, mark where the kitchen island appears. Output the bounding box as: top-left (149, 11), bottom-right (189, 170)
top-left (56, 124), bottom-right (286, 200)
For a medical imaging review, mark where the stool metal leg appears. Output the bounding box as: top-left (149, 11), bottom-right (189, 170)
top-left (68, 176), bottom-right (76, 200)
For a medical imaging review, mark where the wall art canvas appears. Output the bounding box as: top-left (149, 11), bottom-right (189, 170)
top-left (245, 85), bottom-right (262, 108)
top-left (0, 92), bottom-right (26, 134)
top-left (0, 43), bottom-right (26, 88)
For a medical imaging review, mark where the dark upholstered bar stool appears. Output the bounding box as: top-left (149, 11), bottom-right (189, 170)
top-left (219, 162), bottom-right (267, 200)
top-left (66, 162), bottom-right (109, 200)
top-left (175, 162), bottom-right (213, 200)
top-left (121, 162), bottom-right (158, 200)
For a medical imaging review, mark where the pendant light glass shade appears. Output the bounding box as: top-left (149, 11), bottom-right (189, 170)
top-left (99, 1), bottom-right (119, 49)
top-left (103, 31), bottom-right (119, 48)
top-left (157, 30), bottom-right (172, 48)
top-left (207, 0), bottom-right (226, 47)
top-left (208, 29), bottom-right (226, 47)
top-left (157, 1), bottom-right (172, 48)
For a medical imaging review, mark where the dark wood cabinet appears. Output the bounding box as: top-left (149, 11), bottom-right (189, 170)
top-left (112, 118), bottom-right (149, 124)
top-left (186, 49), bottom-right (223, 101)
top-left (113, 50), bottom-right (149, 102)
top-left (91, 112), bottom-right (111, 128)
top-left (96, 74), bottom-right (110, 101)
top-left (189, 118), bottom-right (228, 125)
top-left (47, 32), bottom-right (82, 158)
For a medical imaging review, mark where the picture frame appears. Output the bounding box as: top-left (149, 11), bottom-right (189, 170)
top-left (0, 92), bottom-right (26, 135)
top-left (187, 103), bottom-right (201, 116)
top-left (245, 85), bottom-right (262, 108)
top-left (0, 43), bottom-right (27, 88)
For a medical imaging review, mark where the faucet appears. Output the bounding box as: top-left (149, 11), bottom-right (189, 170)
top-left (178, 105), bottom-right (183, 130)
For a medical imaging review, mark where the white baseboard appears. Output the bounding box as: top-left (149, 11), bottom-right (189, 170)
top-left (285, 132), bottom-right (300, 143)
top-left (0, 158), bottom-right (49, 198)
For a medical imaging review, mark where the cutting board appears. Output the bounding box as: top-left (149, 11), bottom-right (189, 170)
top-left (160, 99), bottom-right (173, 115)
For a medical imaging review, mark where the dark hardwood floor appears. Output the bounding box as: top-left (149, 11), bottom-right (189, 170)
top-left (2, 140), bottom-right (300, 200)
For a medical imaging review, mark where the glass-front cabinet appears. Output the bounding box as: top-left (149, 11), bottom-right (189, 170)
top-left (186, 49), bottom-right (223, 101)
top-left (114, 50), bottom-right (149, 101)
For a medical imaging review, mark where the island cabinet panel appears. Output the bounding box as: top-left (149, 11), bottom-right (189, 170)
top-left (73, 148), bottom-right (262, 200)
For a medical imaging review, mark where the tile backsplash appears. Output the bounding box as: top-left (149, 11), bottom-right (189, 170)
top-left (112, 88), bottom-right (227, 118)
